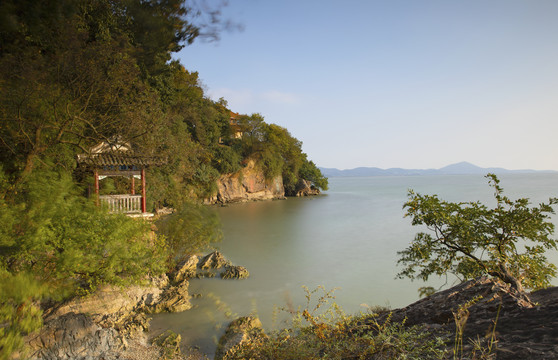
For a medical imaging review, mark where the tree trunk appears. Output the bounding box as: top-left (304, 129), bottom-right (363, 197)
top-left (496, 263), bottom-right (533, 307)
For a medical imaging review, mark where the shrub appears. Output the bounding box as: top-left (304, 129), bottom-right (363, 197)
top-left (222, 286), bottom-right (446, 360)
top-left (155, 202), bottom-right (223, 265)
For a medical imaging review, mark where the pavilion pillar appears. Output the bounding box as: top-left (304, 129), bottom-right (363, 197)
top-left (131, 176), bottom-right (135, 195)
top-left (94, 169), bottom-right (100, 206)
top-left (141, 168), bottom-right (146, 213)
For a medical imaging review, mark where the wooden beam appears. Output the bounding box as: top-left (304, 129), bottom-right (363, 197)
top-left (141, 168), bottom-right (146, 213)
top-left (97, 170), bottom-right (141, 176)
top-left (94, 169), bottom-right (100, 206)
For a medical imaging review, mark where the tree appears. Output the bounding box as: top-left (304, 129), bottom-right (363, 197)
top-left (155, 202), bottom-right (223, 264)
top-left (299, 159), bottom-right (329, 191)
top-left (397, 174), bottom-right (558, 300)
top-left (0, 0), bottom-right (165, 184)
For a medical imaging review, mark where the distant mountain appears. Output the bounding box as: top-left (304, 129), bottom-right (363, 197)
top-left (319, 161), bottom-right (556, 177)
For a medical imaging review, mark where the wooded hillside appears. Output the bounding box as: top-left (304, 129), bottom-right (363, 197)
top-left (0, 0), bottom-right (327, 207)
top-left (0, 1), bottom-right (326, 357)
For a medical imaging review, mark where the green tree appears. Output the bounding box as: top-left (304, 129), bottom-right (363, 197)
top-left (0, 0), bottom-right (164, 184)
top-left (0, 271), bottom-right (46, 360)
top-left (0, 167), bottom-right (169, 357)
top-left (155, 203), bottom-right (223, 264)
top-left (397, 174), bottom-right (558, 299)
top-left (299, 159), bottom-right (329, 191)
top-left (1, 169), bottom-right (167, 295)
top-left (238, 113), bottom-right (266, 155)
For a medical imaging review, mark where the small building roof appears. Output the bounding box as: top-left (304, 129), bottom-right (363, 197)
top-left (77, 137), bottom-right (166, 168)
top-left (77, 152), bottom-right (166, 167)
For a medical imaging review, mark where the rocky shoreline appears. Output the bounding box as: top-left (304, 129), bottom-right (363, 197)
top-left (24, 251), bottom-right (246, 360)
top-left (24, 263), bottom-right (558, 360)
top-left (204, 159), bottom-right (321, 205)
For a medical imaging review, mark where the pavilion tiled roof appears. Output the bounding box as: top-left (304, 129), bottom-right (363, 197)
top-left (77, 152), bottom-right (166, 167)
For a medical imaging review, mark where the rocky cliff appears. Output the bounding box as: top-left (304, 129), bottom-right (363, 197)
top-left (206, 159), bottom-right (285, 204)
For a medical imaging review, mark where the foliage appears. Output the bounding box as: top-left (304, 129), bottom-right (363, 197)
top-left (155, 203), bottom-right (223, 265)
top-left (1, 169), bottom-right (167, 295)
top-left (212, 146), bottom-right (242, 174)
top-left (0, 0), bottom-right (326, 209)
top-left (248, 122), bottom-right (328, 194)
top-left (223, 286), bottom-right (446, 360)
top-left (451, 296), bottom-right (500, 360)
top-left (398, 174), bottom-right (558, 295)
top-left (0, 2), bottom-right (326, 357)
top-left (0, 167), bottom-right (168, 357)
top-left (0, 271), bottom-right (45, 360)
top-left (299, 160), bottom-right (329, 191)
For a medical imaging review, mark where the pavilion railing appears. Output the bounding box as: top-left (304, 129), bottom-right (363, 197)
top-left (99, 194), bottom-right (142, 213)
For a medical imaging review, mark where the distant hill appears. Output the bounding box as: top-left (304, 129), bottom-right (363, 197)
top-left (319, 161), bottom-right (556, 177)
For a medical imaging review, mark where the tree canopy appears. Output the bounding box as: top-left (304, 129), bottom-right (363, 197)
top-left (398, 174), bottom-right (558, 300)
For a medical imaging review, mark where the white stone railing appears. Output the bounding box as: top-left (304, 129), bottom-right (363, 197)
top-left (99, 194), bottom-right (142, 213)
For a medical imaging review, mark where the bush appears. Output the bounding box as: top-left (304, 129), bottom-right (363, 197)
top-left (0, 168), bottom-right (169, 357)
top-left (0, 271), bottom-right (45, 360)
top-left (192, 164), bottom-right (220, 198)
top-left (299, 160), bottom-right (328, 191)
top-left (222, 287), bottom-right (446, 360)
top-left (155, 202), bottom-right (223, 265)
top-left (212, 146), bottom-right (242, 174)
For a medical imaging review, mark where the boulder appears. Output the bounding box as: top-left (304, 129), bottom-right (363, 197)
top-left (151, 330), bottom-right (182, 360)
top-left (199, 251), bottom-right (230, 270)
top-left (214, 316), bottom-right (265, 360)
top-left (151, 280), bottom-right (192, 313)
top-left (294, 179), bottom-right (320, 197)
top-left (26, 312), bottom-right (126, 360)
top-left (221, 265), bottom-right (250, 280)
top-left (174, 254), bottom-right (199, 283)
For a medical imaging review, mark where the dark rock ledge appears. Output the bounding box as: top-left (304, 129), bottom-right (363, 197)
top-left (376, 277), bottom-right (558, 359)
top-left (24, 251), bottom-right (247, 360)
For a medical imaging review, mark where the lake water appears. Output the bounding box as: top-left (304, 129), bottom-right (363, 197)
top-left (150, 173), bottom-right (558, 357)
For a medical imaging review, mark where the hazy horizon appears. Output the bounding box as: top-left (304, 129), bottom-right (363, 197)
top-left (320, 161), bottom-right (556, 172)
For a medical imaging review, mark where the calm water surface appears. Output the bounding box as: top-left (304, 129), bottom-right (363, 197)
top-left (150, 174), bottom-right (558, 356)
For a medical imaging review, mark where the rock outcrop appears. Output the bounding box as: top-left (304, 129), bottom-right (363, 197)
top-left (199, 251), bottom-right (231, 270)
top-left (206, 159), bottom-right (285, 204)
top-left (175, 251), bottom-right (250, 280)
top-left (372, 277), bottom-right (558, 359)
top-left (221, 265), bottom-right (249, 280)
top-left (294, 179), bottom-right (320, 197)
top-left (150, 280), bottom-right (192, 313)
top-left (42, 277), bottom-right (169, 326)
top-left (214, 316), bottom-right (265, 360)
top-left (26, 251), bottom-right (248, 359)
top-left (27, 312), bottom-right (127, 360)
top-left (173, 255), bottom-right (200, 283)
top-left (27, 278), bottom-right (180, 360)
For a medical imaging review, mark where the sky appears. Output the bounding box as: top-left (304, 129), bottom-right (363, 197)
top-left (176, 0), bottom-right (558, 171)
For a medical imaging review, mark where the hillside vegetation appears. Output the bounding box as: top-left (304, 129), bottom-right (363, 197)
top-left (0, 1), bottom-right (326, 357)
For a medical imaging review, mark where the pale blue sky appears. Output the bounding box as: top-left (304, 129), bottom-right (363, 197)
top-left (177, 0), bottom-right (558, 170)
